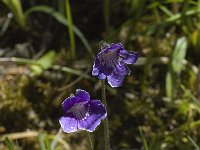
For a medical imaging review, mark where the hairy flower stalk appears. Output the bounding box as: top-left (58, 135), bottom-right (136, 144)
top-left (91, 41), bottom-right (138, 149)
top-left (102, 80), bottom-right (110, 150)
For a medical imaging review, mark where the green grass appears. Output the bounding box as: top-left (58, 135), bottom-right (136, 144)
top-left (1, 0), bottom-right (200, 149)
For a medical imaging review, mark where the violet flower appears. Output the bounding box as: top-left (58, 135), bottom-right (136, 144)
top-left (59, 89), bottom-right (107, 133)
top-left (92, 41), bottom-right (138, 87)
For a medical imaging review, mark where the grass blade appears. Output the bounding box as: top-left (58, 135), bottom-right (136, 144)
top-left (65, 0), bottom-right (76, 59)
top-left (187, 135), bottom-right (200, 150)
top-left (165, 70), bottom-right (174, 98)
top-left (0, 13), bottom-right (12, 36)
top-left (103, 0), bottom-right (110, 32)
top-left (38, 132), bottom-right (46, 150)
top-left (139, 127), bottom-right (149, 150)
top-left (2, 0), bottom-right (26, 29)
top-left (159, 5), bottom-right (173, 16)
top-left (25, 6), bottom-right (93, 57)
top-left (3, 137), bottom-right (14, 150)
top-left (180, 85), bottom-right (200, 113)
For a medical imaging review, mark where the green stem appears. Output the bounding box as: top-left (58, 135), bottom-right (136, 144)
top-left (0, 57), bottom-right (36, 64)
top-left (101, 80), bottom-right (110, 150)
top-left (86, 131), bottom-right (94, 150)
top-left (103, 0), bottom-right (110, 33)
top-left (0, 57), bottom-right (90, 78)
top-left (2, 0), bottom-right (26, 29)
top-left (139, 127), bottom-right (149, 150)
top-left (66, 0), bottom-right (76, 59)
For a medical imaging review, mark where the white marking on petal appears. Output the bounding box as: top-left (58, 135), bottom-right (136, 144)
top-left (100, 49), bottom-right (119, 69)
top-left (68, 102), bottom-right (88, 120)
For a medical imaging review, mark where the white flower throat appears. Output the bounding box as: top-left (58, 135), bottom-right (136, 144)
top-left (100, 49), bottom-right (119, 68)
top-left (68, 102), bottom-right (88, 120)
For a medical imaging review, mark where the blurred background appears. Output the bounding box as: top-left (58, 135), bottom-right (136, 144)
top-left (0, 0), bottom-right (200, 149)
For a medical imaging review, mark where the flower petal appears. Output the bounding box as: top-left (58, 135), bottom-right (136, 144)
top-left (92, 56), bottom-right (107, 79)
top-left (76, 89), bottom-right (90, 101)
top-left (92, 41), bottom-right (138, 87)
top-left (107, 73), bottom-right (124, 87)
top-left (98, 45), bottom-right (121, 76)
top-left (98, 73), bottom-right (106, 80)
top-left (92, 57), bottom-right (101, 73)
top-left (78, 100), bottom-right (106, 132)
top-left (62, 95), bottom-right (88, 112)
top-left (59, 116), bottom-right (78, 133)
top-left (120, 51), bottom-right (138, 64)
top-left (92, 67), bottom-right (99, 76)
top-left (107, 64), bottom-right (130, 87)
top-left (92, 67), bottom-right (107, 80)
top-left (109, 43), bottom-right (124, 51)
top-left (62, 97), bottom-right (77, 112)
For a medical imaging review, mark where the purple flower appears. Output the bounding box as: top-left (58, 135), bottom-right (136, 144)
top-left (59, 89), bottom-right (107, 133)
top-left (92, 41), bottom-right (138, 87)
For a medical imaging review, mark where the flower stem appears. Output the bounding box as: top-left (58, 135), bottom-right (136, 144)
top-left (101, 80), bottom-right (110, 150)
top-left (86, 131), bottom-right (94, 150)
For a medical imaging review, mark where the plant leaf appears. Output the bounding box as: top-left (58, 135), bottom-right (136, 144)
top-left (165, 71), bottom-right (174, 98)
top-left (172, 37), bottom-right (187, 74)
top-left (30, 51), bottom-right (56, 76)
